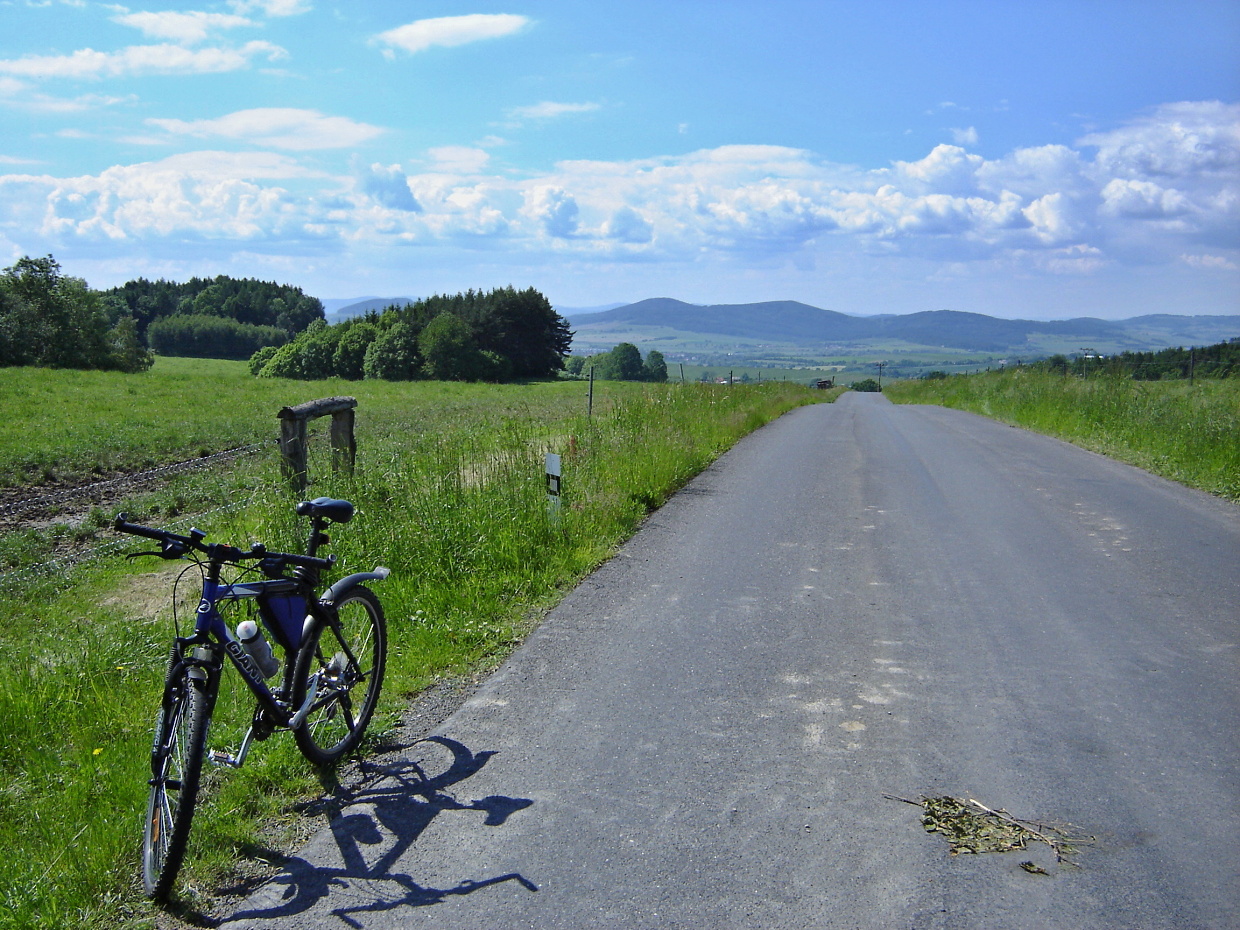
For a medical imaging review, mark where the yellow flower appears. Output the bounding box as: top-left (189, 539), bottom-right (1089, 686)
top-left (93, 748), bottom-right (103, 756)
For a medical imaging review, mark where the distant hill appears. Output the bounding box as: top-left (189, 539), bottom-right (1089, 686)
top-left (323, 296), bottom-right (419, 321)
top-left (567, 298), bottom-right (1238, 356)
top-left (553, 302), bottom-right (627, 316)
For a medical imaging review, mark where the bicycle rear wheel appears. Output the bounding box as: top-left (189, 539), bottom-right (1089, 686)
top-left (292, 586), bottom-right (386, 765)
top-left (143, 665), bottom-right (211, 899)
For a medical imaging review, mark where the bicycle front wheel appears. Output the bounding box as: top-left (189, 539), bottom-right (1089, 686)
top-left (143, 667), bottom-right (211, 899)
top-left (292, 586), bottom-right (386, 765)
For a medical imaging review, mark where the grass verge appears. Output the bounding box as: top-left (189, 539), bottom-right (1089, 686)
top-left (0, 364), bottom-right (822, 929)
top-left (884, 370), bottom-right (1240, 501)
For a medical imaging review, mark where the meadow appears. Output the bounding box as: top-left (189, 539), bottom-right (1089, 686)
top-left (884, 369), bottom-right (1240, 502)
top-left (0, 358), bottom-right (826, 928)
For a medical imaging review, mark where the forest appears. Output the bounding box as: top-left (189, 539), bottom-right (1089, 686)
top-left (248, 286), bottom-right (573, 382)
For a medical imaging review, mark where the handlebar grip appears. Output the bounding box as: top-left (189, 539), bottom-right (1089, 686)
top-left (281, 552), bottom-right (336, 570)
top-left (113, 513), bottom-right (174, 542)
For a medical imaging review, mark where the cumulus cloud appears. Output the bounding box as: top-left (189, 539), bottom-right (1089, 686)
top-left (0, 154), bottom-right (314, 243)
top-left (1081, 101), bottom-right (1240, 178)
top-left (0, 41), bottom-right (286, 80)
top-left (2, 99), bottom-right (1235, 287)
top-left (111, 10), bottom-right (255, 43)
top-left (372, 14), bottom-right (529, 57)
top-left (604, 207), bottom-right (653, 244)
top-left (146, 108), bottom-right (384, 150)
top-left (523, 186), bottom-right (580, 238)
top-left (357, 162), bottom-right (420, 212)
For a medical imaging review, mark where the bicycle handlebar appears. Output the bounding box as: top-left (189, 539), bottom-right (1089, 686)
top-left (113, 513), bottom-right (334, 571)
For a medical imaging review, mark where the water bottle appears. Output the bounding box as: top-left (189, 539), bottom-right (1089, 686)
top-left (236, 619), bottom-right (280, 678)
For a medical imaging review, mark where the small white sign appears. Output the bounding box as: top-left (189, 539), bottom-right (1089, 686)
top-left (546, 453), bottom-right (562, 516)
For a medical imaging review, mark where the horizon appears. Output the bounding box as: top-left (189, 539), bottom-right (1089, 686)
top-left (2, 1), bottom-right (1238, 321)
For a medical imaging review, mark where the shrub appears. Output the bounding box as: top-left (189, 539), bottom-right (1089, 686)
top-left (363, 322), bottom-right (421, 380)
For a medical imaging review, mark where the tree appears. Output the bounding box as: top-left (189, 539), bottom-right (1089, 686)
top-left (420, 313), bottom-right (488, 381)
top-left (296, 319), bottom-right (338, 379)
top-left (471, 287), bottom-right (572, 378)
top-left (333, 321), bottom-right (378, 380)
top-left (0, 255), bottom-right (135, 371)
top-left (148, 314), bottom-right (287, 359)
top-left (363, 322), bottom-right (421, 380)
top-left (643, 349), bottom-right (668, 383)
top-left (591, 342), bottom-right (644, 381)
top-left (108, 315), bottom-right (154, 372)
top-left (256, 342), bottom-right (305, 379)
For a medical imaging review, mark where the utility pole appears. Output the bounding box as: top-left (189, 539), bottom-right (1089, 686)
top-left (876, 360), bottom-right (887, 390)
top-left (1079, 348), bottom-right (1094, 378)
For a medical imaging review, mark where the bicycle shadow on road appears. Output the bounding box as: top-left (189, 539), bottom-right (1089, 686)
top-left (219, 735), bottom-right (537, 927)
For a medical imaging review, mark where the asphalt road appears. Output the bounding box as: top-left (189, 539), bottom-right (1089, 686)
top-left (220, 392), bottom-right (1240, 929)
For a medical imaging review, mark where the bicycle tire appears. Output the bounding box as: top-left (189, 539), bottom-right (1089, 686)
top-left (142, 666), bottom-right (211, 899)
top-left (292, 586), bottom-right (386, 766)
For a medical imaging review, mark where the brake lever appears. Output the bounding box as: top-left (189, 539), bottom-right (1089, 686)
top-left (125, 550), bottom-right (164, 560)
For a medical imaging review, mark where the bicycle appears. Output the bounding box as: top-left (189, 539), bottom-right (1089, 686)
top-left (114, 497), bottom-right (390, 900)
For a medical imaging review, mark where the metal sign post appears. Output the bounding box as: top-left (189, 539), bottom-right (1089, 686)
top-left (545, 453), bottom-right (562, 517)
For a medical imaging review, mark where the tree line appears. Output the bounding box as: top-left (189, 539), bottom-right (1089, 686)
top-left (1033, 340), bottom-right (1239, 380)
top-left (106, 273), bottom-right (324, 360)
top-left (249, 286), bottom-right (572, 382)
top-left (564, 342), bottom-right (668, 382)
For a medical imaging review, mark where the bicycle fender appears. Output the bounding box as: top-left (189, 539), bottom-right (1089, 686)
top-left (319, 567), bottom-right (390, 605)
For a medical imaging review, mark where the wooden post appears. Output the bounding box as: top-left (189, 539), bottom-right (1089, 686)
top-left (279, 417), bottom-right (308, 490)
top-left (330, 406), bottom-right (356, 476)
top-left (276, 396), bottom-right (358, 492)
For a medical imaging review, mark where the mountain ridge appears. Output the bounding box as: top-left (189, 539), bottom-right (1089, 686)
top-left (567, 298), bottom-right (1237, 354)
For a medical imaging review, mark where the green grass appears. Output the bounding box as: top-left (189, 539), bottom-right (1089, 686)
top-left (885, 370), bottom-right (1240, 501)
top-left (0, 361), bottom-right (824, 928)
top-left (0, 357), bottom-right (643, 489)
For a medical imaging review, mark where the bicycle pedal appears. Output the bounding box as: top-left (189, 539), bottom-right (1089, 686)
top-left (208, 750), bottom-right (242, 768)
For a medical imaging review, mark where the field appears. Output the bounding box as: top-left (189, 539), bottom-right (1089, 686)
top-left (0, 358), bottom-right (828, 929)
top-left (885, 370), bottom-right (1240, 502)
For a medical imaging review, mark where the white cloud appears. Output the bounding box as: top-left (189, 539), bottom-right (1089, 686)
top-left (0, 155), bottom-right (315, 243)
top-left (1181, 253), bottom-right (1238, 271)
top-left (1100, 178), bottom-right (1191, 219)
top-left (950, 126), bottom-right (979, 146)
top-left (0, 41), bottom-right (286, 80)
top-left (522, 186), bottom-right (580, 238)
top-left (508, 101), bottom-right (600, 121)
top-left (0, 74), bottom-right (132, 113)
top-left (1081, 101), bottom-right (1240, 178)
top-left (111, 10), bottom-right (255, 43)
top-left (357, 162), bottom-right (419, 212)
top-left (892, 144), bottom-right (984, 194)
top-left (147, 108), bottom-right (384, 150)
top-left (604, 207), bottom-right (653, 244)
top-left (3, 100), bottom-right (1235, 297)
top-left (228, 0), bottom-right (311, 16)
top-left (373, 14), bottom-right (529, 57)
top-left (427, 146), bottom-right (491, 173)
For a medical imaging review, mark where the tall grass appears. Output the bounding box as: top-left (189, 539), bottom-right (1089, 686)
top-left (885, 370), bottom-right (1240, 501)
top-left (0, 371), bottom-right (821, 929)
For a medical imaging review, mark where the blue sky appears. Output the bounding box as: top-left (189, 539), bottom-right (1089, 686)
top-left (1, 0), bottom-right (1237, 319)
